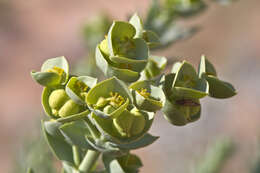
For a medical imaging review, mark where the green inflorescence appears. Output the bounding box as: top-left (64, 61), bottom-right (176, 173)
top-left (30, 5), bottom-right (238, 172)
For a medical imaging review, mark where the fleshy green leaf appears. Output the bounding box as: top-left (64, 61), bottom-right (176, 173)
top-left (205, 75), bottom-right (236, 99)
top-left (43, 120), bottom-right (64, 140)
top-left (172, 86), bottom-right (208, 99)
top-left (42, 87), bottom-right (59, 118)
top-left (171, 62), bottom-right (183, 74)
top-left (42, 121), bottom-right (74, 164)
top-left (116, 133), bottom-right (159, 150)
top-left (59, 120), bottom-right (94, 149)
top-left (131, 38), bottom-right (149, 61)
top-left (198, 55), bottom-right (217, 77)
top-left (142, 30), bottom-right (160, 48)
top-left (85, 137), bottom-right (127, 157)
top-left (96, 46), bottom-right (140, 82)
top-left (172, 78), bottom-right (209, 99)
top-left (172, 61), bottom-right (198, 88)
top-left (142, 56), bottom-right (167, 79)
top-left (161, 73), bottom-right (176, 96)
top-left (129, 13), bottom-right (143, 38)
top-left (110, 55), bottom-right (147, 72)
top-left (31, 71), bottom-right (62, 87)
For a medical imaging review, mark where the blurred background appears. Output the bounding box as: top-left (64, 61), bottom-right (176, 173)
top-left (1, 0), bottom-right (260, 172)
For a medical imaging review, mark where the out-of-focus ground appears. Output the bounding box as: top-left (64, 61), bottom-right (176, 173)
top-left (0, 0), bottom-right (260, 172)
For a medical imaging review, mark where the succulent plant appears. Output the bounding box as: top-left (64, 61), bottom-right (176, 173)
top-left (30, 9), bottom-right (237, 173)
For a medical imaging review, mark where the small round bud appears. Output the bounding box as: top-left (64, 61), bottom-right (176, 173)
top-left (94, 97), bottom-right (109, 109)
top-left (103, 105), bottom-right (116, 114)
top-left (113, 113), bottom-right (134, 138)
top-left (113, 108), bottom-right (146, 138)
top-left (130, 108), bottom-right (146, 136)
top-left (58, 100), bottom-right (82, 117)
top-left (49, 89), bottom-right (70, 110)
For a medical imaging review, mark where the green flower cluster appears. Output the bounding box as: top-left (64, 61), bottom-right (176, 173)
top-left (31, 14), bottom-right (236, 173)
top-left (31, 57), bottom-right (97, 119)
top-left (161, 56), bottom-right (236, 126)
top-left (96, 14), bottom-right (163, 83)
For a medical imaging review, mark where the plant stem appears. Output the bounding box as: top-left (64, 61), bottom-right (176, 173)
top-left (73, 145), bottom-right (81, 167)
top-left (78, 150), bottom-right (100, 173)
top-left (27, 168), bottom-right (34, 173)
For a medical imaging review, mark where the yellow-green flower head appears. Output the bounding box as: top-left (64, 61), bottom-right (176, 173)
top-left (160, 61), bottom-right (208, 126)
top-left (31, 57), bottom-right (69, 87)
top-left (129, 80), bottom-right (165, 112)
top-left (112, 108), bottom-right (146, 138)
top-left (65, 76), bottom-right (97, 105)
top-left (86, 77), bottom-right (133, 119)
top-left (48, 89), bottom-right (83, 117)
top-left (96, 20), bottom-right (149, 83)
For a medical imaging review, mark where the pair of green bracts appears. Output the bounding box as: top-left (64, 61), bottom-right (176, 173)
top-left (31, 57), bottom-right (97, 119)
top-left (96, 13), bottom-right (163, 83)
top-left (161, 56), bottom-right (236, 126)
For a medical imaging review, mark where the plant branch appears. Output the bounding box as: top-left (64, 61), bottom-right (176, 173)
top-left (73, 145), bottom-right (81, 167)
top-left (78, 150), bottom-right (100, 173)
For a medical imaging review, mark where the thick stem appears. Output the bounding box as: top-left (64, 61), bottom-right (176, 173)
top-left (78, 150), bottom-right (100, 173)
top-left (72, 145), bottom-right (81, 167)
